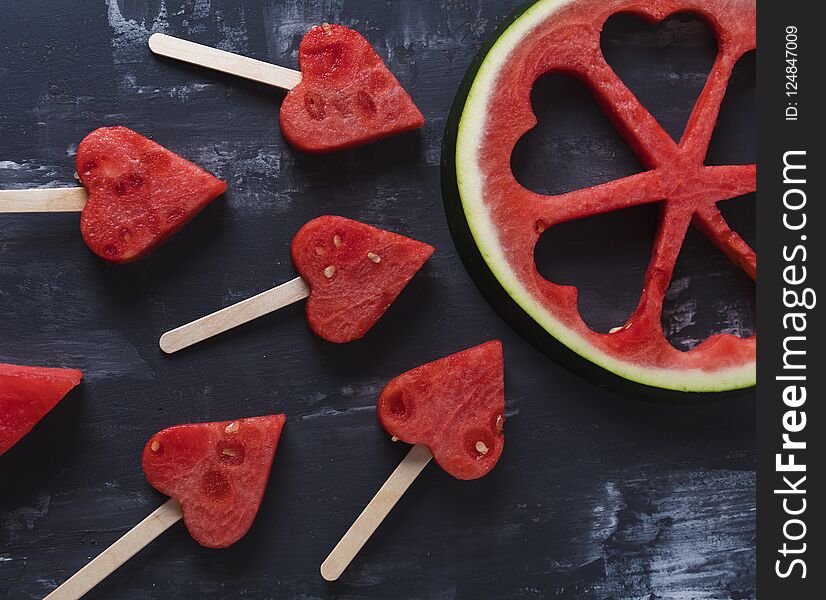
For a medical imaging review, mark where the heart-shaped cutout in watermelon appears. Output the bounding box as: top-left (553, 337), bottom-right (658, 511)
top-left (142, 415), bottom-right (285, 548)
top-left (280, 24), bottom-right (424, 153)
top-left (600, 12), bottom-right (718, 143)
top-left (291, 216), bottom-right (434, 343)
top-left (444, 0), bottom-right (756, 393)
top-left (511, 72), bottom-right (644, 196)
top-left (377, 341), bottom-right (505, 480)
top-left (0, 363), bottom-right (83, 456)
top-left (77, 126), bottom-right (227, 264)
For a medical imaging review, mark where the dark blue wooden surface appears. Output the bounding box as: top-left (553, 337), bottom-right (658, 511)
top-left (1, 1), bottom-right (755, 599)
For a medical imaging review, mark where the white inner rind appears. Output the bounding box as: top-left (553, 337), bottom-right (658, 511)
top-left (454, 0), bottom-right (755, 392)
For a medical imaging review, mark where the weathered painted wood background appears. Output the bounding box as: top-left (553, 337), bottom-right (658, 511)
top-left (1, 1), bottom-right (755, 598)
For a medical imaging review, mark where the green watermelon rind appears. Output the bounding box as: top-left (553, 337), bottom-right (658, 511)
top-left (443, 0), bottom-right (755, 394)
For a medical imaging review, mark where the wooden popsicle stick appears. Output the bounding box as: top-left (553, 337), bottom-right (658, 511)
top-left (44, 498), bottom-right (183, 600)
top-left (159, 276), bottom-right (311, 354)
top-left (148, 33), bottom-right (302, 90)
top-left (321, 444), bottom-right (433, 581)
top-left (0, 187), bottom-right (87, 213)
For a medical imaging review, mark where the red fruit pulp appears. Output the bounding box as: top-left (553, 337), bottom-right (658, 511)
top-left (0, 363), bottom-right (83, 456)
top-left (377, 341), bottom-right (505, 480)
top-left (142, 415), bottom-right (285, 548)
top-left (280, 24), bottom-right (424, 153)
top-left (456, 0), bottom-right (756, 389)
top-left (291, 216), bottom-right (434, 343)
top-left (77, 126), bottom-right (227, 264)
top-left (292, 216), bottom-right (434, 343)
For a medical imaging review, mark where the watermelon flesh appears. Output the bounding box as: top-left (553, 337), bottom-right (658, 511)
top-left (377, 341), bottom-right (505, 480)
top-left (0, 363), bottom-right (83, 456)
top-left (280, 24), bottom-right (425, 153)
top-left (291, 216), bottom-right (434, 343)
top-left (77, 126), bottom-right (227, 264)
top-left (142, 415), bottom-right (285, 548)
top-left (454, 0), bottom-right (756, 391)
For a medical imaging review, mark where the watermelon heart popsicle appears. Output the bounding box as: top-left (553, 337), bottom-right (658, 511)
top-left (45, 415), bottom-right (285, 600)
top-left (0, 126), bottom-right (226, 263)
top-left (159, 216), bottom-right (434, 352)
top-left (321, 341), bottom-right (505, 581)
top-left (148, 23), bottom-right (424, 153)
top-left (0, 363), bottom-right (82, 457)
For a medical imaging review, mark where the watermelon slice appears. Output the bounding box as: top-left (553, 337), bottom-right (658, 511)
top-left (377, 341), bottom-right (505, 480)
top-left (0, 363), bottom-right (83, 456)
top-left (142, 415), bottom-right (285, 548)
top-left (280, 24), bottom-right (425, 153)
top-left (443, 0), bottom-right (756, 393)
top-left (291, 216), bottom-right (434, 343)
top-left (77, 126), bottom-right (227, 264)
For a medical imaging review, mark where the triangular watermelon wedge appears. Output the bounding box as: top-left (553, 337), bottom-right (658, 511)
top-left (142, 415), bottom-right (285, 548)
top-left (0, 363), bottom-right (83, 456)
top-left (280, 24), bottom-right (424, 153)
top-left (291, 216), bottom-right (434, 343)
top-left (377, 341), bottom-right (505, 480)
top-left (77, 126), bottom-right (227, 264)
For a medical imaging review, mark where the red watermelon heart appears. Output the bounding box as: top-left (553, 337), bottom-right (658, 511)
top-left (377, 341), bottom-right (505, 480)
top-left (142, 415), bottom-right (285, 548)
top-left (76, 126), bottom-right (227, 264)
top-left (291, 216), bottom-right (434, 343)
top-left (280, 24), bottom-right (425, 153)
top-left (0, 363), bottom-right (83, 456)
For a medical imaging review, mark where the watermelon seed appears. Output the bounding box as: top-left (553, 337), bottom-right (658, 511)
top-left (390, 435), bottom-right (399, 442)
top-left (475, 441), bottom-right (489, 456)
top-left (324, 265), bottom-right (336, 278)
top-left (333, 235), bottom-right (342, 248)
top-left (609, 326), bottom-right (622, 334)
top-left (218, 441), bottom-right (245, 465)
top-left (322, 22), bottom-right (332, 34)
top-left (367, 252), bottom-right (381, 263)
top-left (150, 440), bottom-right (160, 452)
top-left (495, 415), bottom-right (504, 434)
top-left (224, 421), bottom-right (239, 434)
